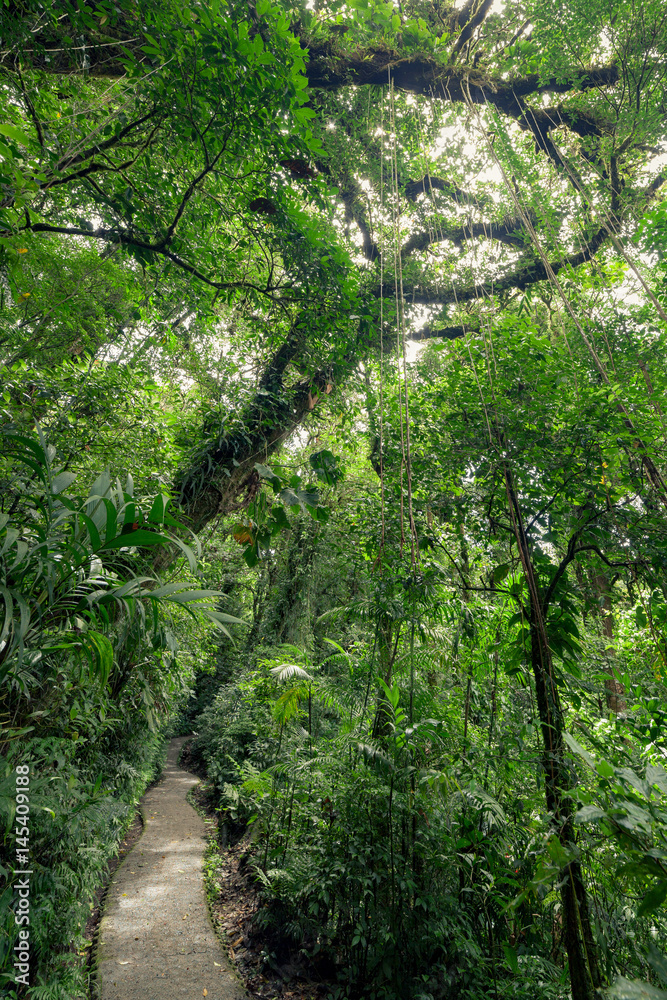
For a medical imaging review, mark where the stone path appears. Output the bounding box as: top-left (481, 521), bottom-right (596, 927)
top-left (97, 737), bottom-right (245, 1000)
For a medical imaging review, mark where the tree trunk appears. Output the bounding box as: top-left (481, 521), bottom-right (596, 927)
top-left (504, 466), bottom-right (601, 1000)
top-left (529, 616), bottom-right (602, 1000)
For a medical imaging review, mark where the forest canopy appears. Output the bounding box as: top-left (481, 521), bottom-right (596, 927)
top-left (2, 1), bottom-right (667, 999)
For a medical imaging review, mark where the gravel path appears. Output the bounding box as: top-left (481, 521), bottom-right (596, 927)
top-left (97, 737), bottom-right (245, 1000)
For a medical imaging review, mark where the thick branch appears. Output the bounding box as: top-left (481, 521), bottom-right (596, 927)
top-left (375, 226), bottom-right (609, 305)
top-left (401, 214), bottom-right (534, 256)
top-left (451, 0), bottom-right (494, 57)
top-left (403, 175), bottom-right (491, 208)
top-left (305, 46), bottom-right (618, 110)
top-left (175, 333), bottom-right (333, 531)
top-left (409, 323), bottom-right (476, 341)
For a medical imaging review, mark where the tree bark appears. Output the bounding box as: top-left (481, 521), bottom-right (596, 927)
top-left (529, 620), bottom-right (602, 1000)
top-left (504, 467), bottom-right (601, 1000)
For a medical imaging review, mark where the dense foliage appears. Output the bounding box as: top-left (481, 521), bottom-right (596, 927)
top-left (2, 0), bottom-right (667, 998)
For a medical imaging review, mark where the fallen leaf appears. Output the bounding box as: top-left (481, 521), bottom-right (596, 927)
top-left (214, 962), bottom-right (222, 967)
top-left (203, 991), bottom-right (208, 997)
top-left (118, 961), bottom-right (130, 965)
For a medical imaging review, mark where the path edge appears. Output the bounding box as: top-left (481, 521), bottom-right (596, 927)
top-left (88, 744), bottom-right (170, 999)
top-left (185, 773), bottom-right (250, 998)
top-left (87, 804), bottom-right (147, 1000)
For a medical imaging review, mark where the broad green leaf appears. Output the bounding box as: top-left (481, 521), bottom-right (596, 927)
top-left (378, 677), bottom-right (400, 709)
top-left (609, 977), bottom-right (667, 1000)
top-left (637, 880), bottom-right (667, 917)
top-left (617, 768), bottom-right (649, 798)
top-left (647, 764), bottom-right (667, 794)
top-left (493, 562), bottom-right (512, 584)
top-left (51, 471), bottom-right (77, 494)
top-left (546, 835), bottom-right (574, 869)
top-left (244, 544), bottom-right (259, 568)
top-left (574, 805), bottom-right (606, 823)
top-left (502, 944), bottom-right (519, 975)
top-left (563, 732), bottom-right (596, 768)
top-left (0, 123), bottom-right (34, 146)
top-left (0, 527), bottom-right (20, 558)
top-left (100, 529), bottom-right (168, 549)
top-left (203, 610), bottom-right (247, 626)
top-left (647, 944), bottom-right (667, 988)
top-left (596, 759), bottom-right (615, 779)
top-left (76, 513), bottom-right (101, 552)
top-left (147, 493), bottom-right (171, 524)
top-left (161, 589), bottom-right (226, 603)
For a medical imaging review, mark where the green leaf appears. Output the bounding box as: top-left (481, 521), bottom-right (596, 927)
top-left (309, 449), bottom-right (342, 485)
top-left (76, 513), bottom-right (101, 552)
top-left (147, 493), bottom-right (171, 524)
top-left (647, 764), bottom-right (667, 794)
top-left (164, 533), bottom-right (199, 572)
top-left (637, 880), bottom-right (667, 917)
top-left (100, 529), bottom-right (169, 549)
top-left (0, 123), bottom-right (34, 147)
top-left (609, 977), bottom-right (667, 1000)
top-left (378, 677), bottom-right (400, 710)
top-left (574, 805), bottom-right (606, 823)
top-left (84, 631), bottom-right (114, 685)
top-left (493, 562), bottom-right (511, 584)
top-left (255, 462), bottom-right (278, 480)
top-left (647, 944), bottom-right (667, 988)
top-left (51, 471), bottom-right (77, 494)
top-left (503, 944), bottom-right (519, 975)
top-left (546, 835), bottom-right (574, 869)
top-left (244, 544), bottom-right (259, 568)
top-left (0, 586), bottom-right (15, 648)
top-left (203, 610), bottom-right (247, 626)
top-left (596, 760), bottom-right (615, 779)
top-left (563, 732), bottom-right (596, 768)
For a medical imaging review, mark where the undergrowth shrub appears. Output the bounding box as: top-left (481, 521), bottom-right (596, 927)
top-left (1, 726), bottom-right (166, 998)
top-left (0, 428), bottom-right (240, 995)
top-left (194, 652), bottom-right (541, 1000)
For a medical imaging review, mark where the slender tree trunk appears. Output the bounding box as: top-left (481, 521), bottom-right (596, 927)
top-left (504, 466), bottom-right (601, 1000)
top-left (529, 608), bottom-right (601, 1000)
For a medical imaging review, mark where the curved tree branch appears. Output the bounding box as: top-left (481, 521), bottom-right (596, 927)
top-left (374, 225), bottom-right (609, 305)
top-left (6, 223), bottom-right (281, 300)
top-left (403, 175), bottom-right (492, 208)
top-left (305, 45), bottom-right (617, 108)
